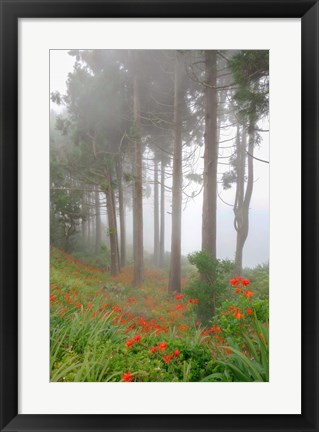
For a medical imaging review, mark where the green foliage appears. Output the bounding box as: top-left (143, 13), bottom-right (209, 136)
top-left (245, 263), bottom-right (269, 299)
top-left (184, 252), bottom-right (235, 323)
top-left (50, 248), bottom-right (269, 382)
top-left (229, 50), bottom-right (269, 124)
top-left (50, 149), bottom-right (84, 251)
top-left (217, 318), bottom-right (269, 382)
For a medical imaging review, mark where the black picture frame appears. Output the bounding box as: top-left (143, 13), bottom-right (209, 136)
top-left (0, 1), bottom-right (318, 431)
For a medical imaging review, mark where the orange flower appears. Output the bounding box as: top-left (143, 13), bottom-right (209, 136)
top-left (125, 339), bottom-right (135, 348)
top-left (122, 372), bottom-right (133, 382)
top-left (235, 311), bottom-right (244, 320)
top-left (158, 342), bottom-right (168, 351)
top-left (247, 307), bottom-right (253, 315)
top-left (235, 288), bottom-right (242, 294)
top-left (244, 290), bottom-right (253, 299)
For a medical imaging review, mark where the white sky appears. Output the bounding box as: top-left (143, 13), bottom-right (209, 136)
top-left (50, 50), bottom-right (269, 268)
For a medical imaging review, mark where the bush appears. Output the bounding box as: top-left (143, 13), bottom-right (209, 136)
top-left (184, 252), bottom-right (235, 324)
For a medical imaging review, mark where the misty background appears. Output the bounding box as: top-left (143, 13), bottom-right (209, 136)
top-left (50, 49), bottom-right (269, 269)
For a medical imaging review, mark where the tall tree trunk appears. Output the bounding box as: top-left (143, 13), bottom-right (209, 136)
top-left (87, 190), bottom-right (91, 248)
top-left (116, 158), bottom-right (126, 268)
top-left (234, 127), bottom-right (246, 275)
top-left (168, 53), bottom-right (183, 294)
top-left (234, 122), bottom-right (255, 275)
top-left (153, 158), bottom-right (160, 266)
top-left (81, 189), bottom-right (87, 244)
top-left (201, 50), bottom-right (218, 315)
top-left (95, 185), bottom-right (101, 256)
top-left (202, 50), bottom-right (218, 259)
top-left (159, 158), bottom-right (165, 267)
top-left (105, 169), bottom-right (120, 276)
top-left (132, 51), bottom-right (144, 286)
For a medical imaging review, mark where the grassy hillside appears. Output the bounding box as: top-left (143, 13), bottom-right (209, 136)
top-left (50, 247), bottom-right (269, 382)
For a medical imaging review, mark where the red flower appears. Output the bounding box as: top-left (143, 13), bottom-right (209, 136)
top-left (175, 304), bottom-right (182, 310)
top-left (235, 288), bottom-right (242, 294)
top-left (189, 298), bottom-right (198, 304)
top-left (235, 311), bottom-right (244, 320)
top-left (242, 279), bottom-right (250, 286)
top-left (150, 346), bottom-right (158, 353)
top-left (133, 334), bottom-right (141, 342)
top-left (163, 355), bottom-right (173, 364)
top-left (244, 290), bottom-right (253, 299)
top-left (125, 339), bottom-right (135, 348)
top-left (158, 342), bottom-right (167, 351)
top-left (173, 349), bottom-right (180, 357)
top-left (195, 321), bottom-right (201, 326)
top-left (216, 326), bottom-right (222, 333)
top-left (247, 307), bottom-right (253, 315)
top-left (230, 278), bottom-right (238, 286)
top-left (122, 372), bottom-right (133, 382)
top-left (175, 294), bottom-right (183, 300)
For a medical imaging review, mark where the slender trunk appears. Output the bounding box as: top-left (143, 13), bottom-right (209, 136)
top-left (159, 158), bottom-right (165, 267)
top-left (153, 158), bottom-right (160, 266)
top-left (81, 189), bottom-right (87, 244)
top-left (168, 53), bottom-right (183, 294)
top-left (116, 158), bottom-right (126, 268)
top-left (105, 169), bottom-right (120, 276)
top-left (234, 127), bottom-right (246, 275)
top-left (234, 122), bottom-right (255, 275)
top-left (95, 186), bottom-right (101, 256)
top-left (202, 50), bottom-right (218, 259)
top-left (201, 50), bottom-right (218, 316)
top-left (87, 191), bottom-right (91, 248)
top-left (132, 51), bottom-right (144, 286)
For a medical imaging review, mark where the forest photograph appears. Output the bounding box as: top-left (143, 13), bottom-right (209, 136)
top-left (50, 49), bottom-right (269, 382)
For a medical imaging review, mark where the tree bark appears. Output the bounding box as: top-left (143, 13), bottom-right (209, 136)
top-left (168, 53), bottom-right (183, 294)
top-left (202, 50), bottom-right (218, 259)
top-left (234, 123), bottom-right (254, 275)
top-left (132, 51), bottom-right (144, 286)
top-left (153, 158), bottom-right (160, 266)
top-left (94, 185), bottom-right (101, 256)
top-left (105, 169), bottom-right (120, 276)
top-left (81, 189), bottom-right (88, 244)
top-left (159, 158), bottom-right (165, 267)
top-left (87, 190), bottom-right (91, 248)
top-left (116, 158), bottom-right (126, 268)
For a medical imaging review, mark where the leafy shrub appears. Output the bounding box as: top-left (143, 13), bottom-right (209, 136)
top-left (184, 251), bottom-right (235, 324)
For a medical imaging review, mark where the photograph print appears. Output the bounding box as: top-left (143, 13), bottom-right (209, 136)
top-left (50, 49), bottom-right (269, 382)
